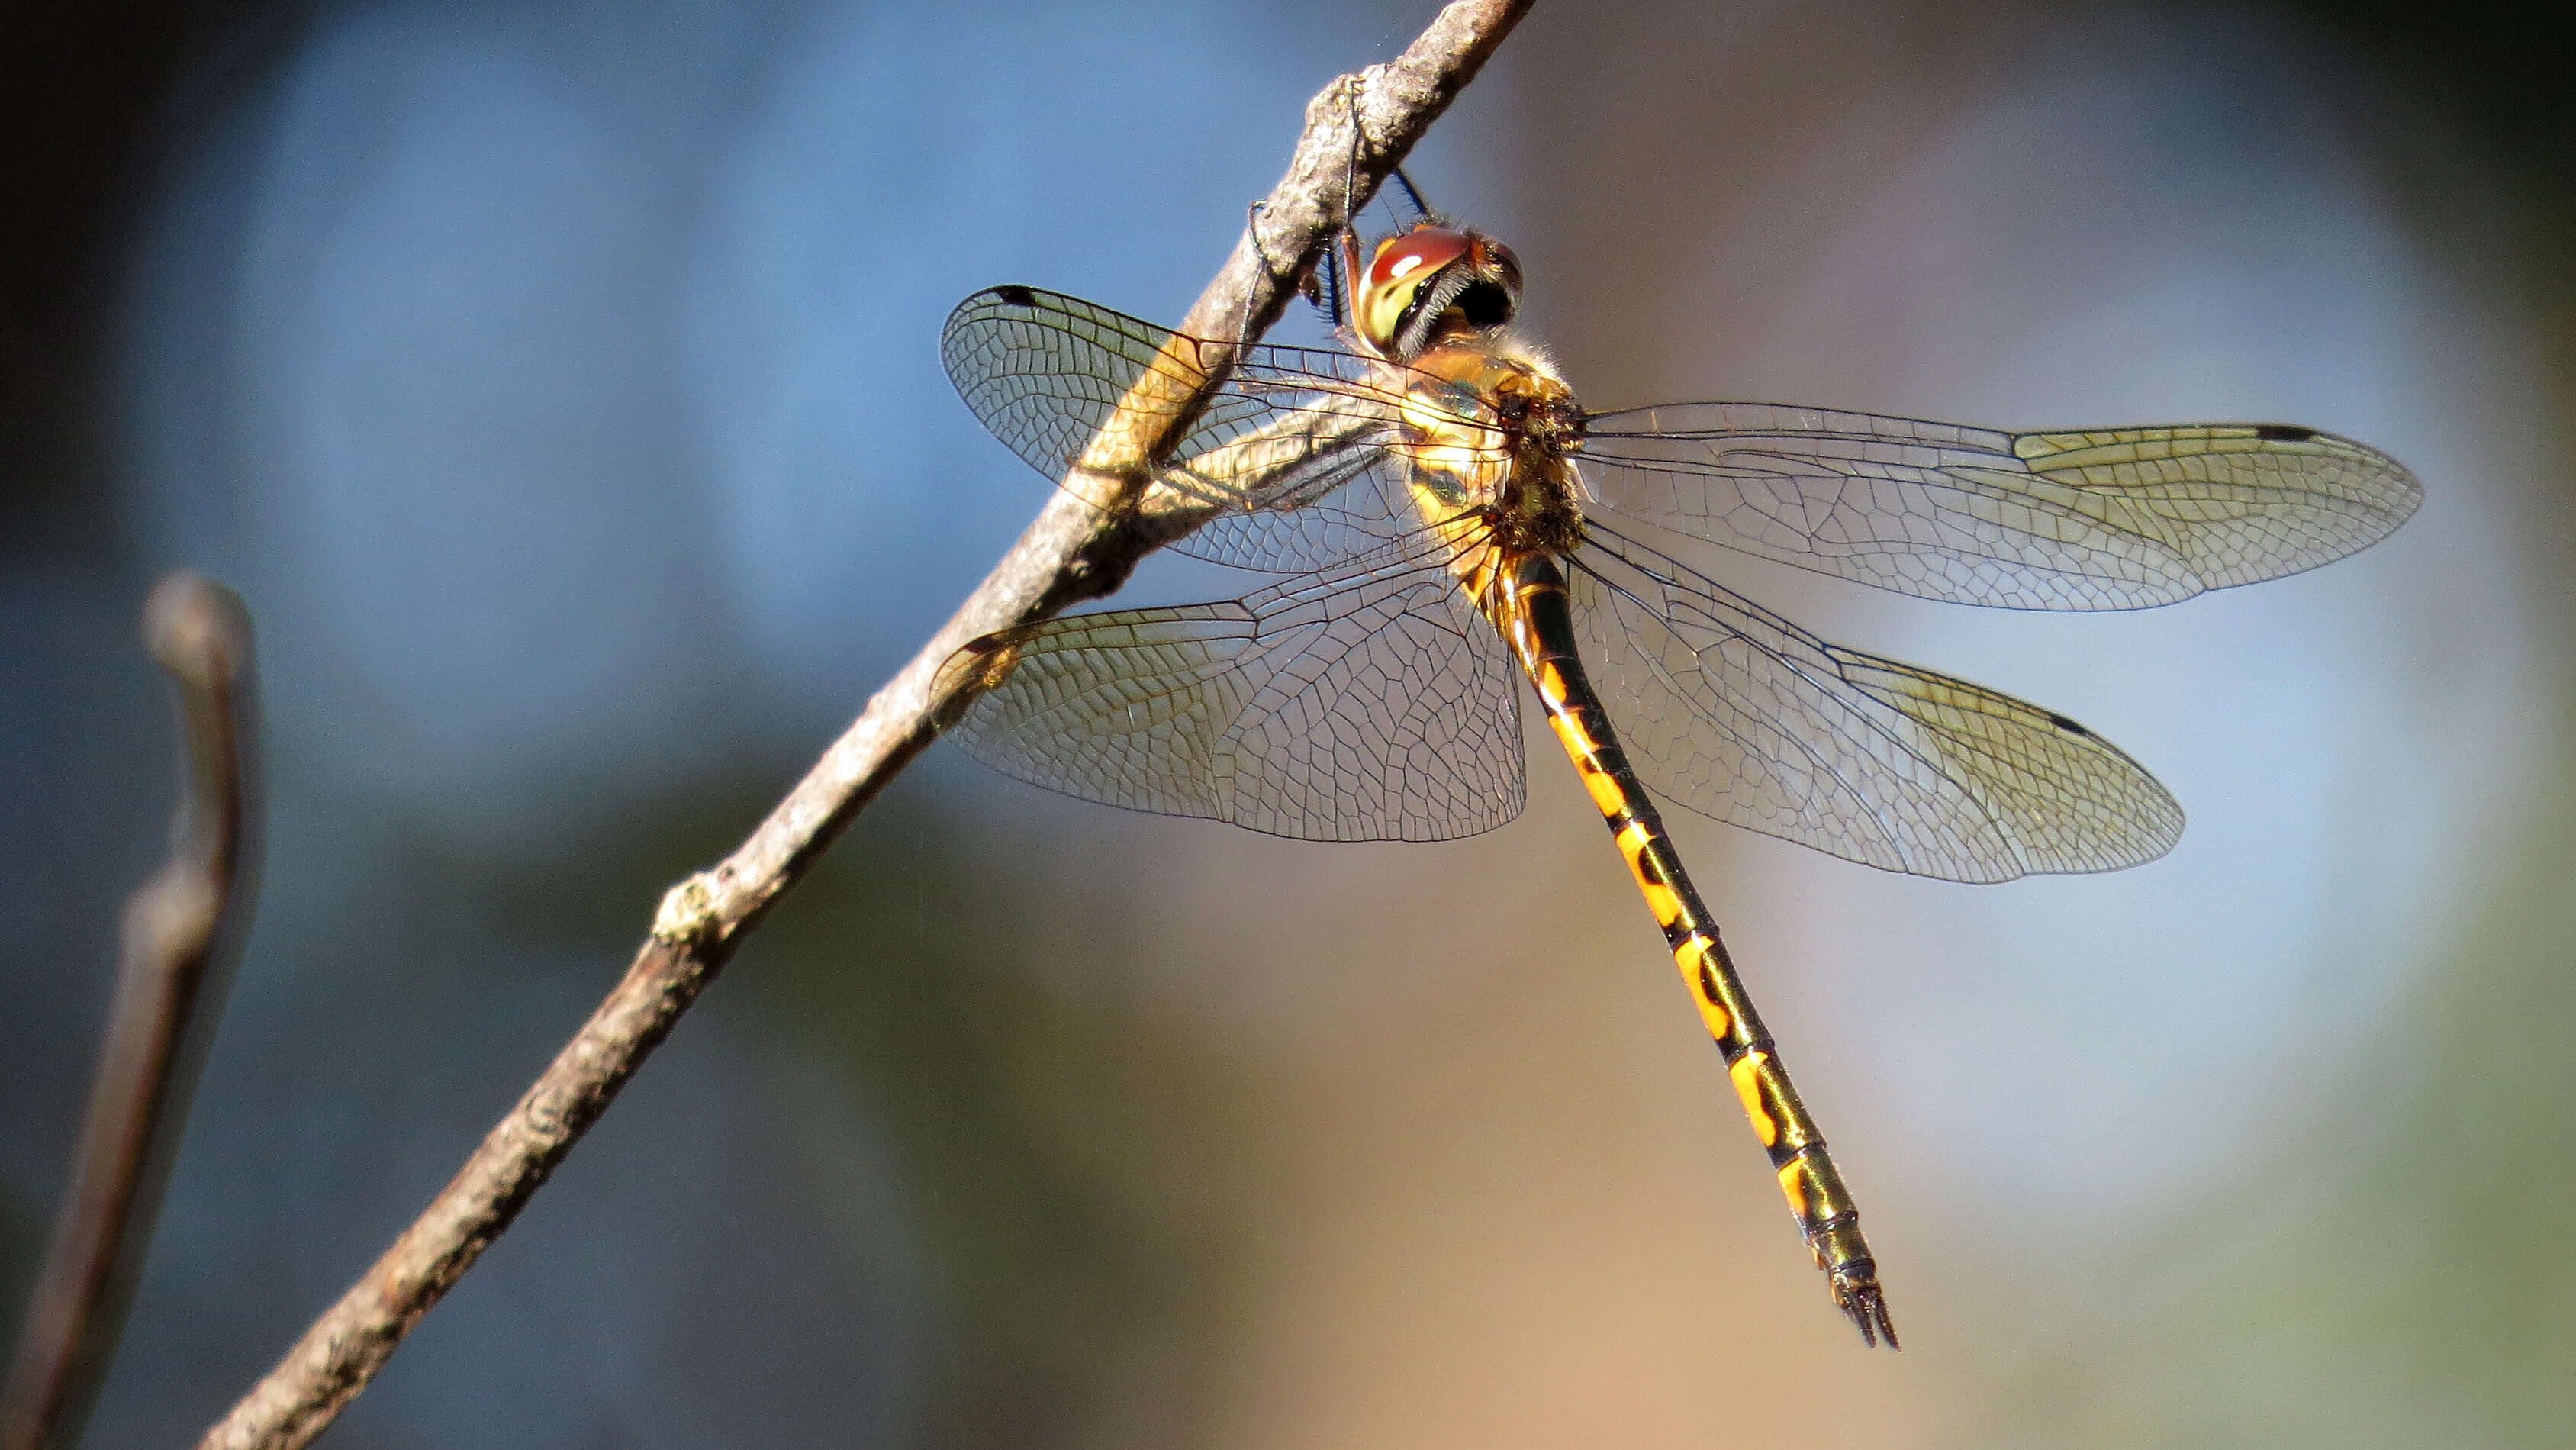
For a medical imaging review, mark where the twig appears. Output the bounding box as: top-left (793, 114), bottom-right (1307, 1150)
top-left (2, 572), bottom-right (262, 1450)
top-left (195, 4), bottom-right (1533, 1446)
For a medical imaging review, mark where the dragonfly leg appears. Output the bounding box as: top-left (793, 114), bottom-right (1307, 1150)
top-left (1386, 165), bottom-right (1432, 224)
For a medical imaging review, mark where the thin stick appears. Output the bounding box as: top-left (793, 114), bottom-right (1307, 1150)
top-left (196, 4), bottom-right (1532, 1446)
top-left (2, 572), bottom-right (262, 1450)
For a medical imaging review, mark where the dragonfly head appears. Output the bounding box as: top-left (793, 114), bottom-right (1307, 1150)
top-left (1357, 224), bottom-right (1522, 361)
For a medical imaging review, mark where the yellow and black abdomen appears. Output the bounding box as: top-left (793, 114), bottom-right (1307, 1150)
top-left (1492, 549), bottom-right (1898, 1348)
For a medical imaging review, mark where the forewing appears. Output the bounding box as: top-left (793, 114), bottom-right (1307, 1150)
top-left (941, 544), bottom-right (1525, 843)
top-left (1579, 403), bottom-right (2421, 610)
top-left (942, 285), bottom-right (1428, 572)
top-left (1571, 525), bottom-right (2184, 881)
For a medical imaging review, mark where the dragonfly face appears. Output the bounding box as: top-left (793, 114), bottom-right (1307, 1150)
top-left (935, 201), bottom-right (2421, 1348)
top-left (1357, 223), bottom-right (1525, 362)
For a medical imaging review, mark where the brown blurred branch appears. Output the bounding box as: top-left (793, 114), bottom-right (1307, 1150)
top-left (196, 3), bottom-right (1533, 1446)
top-left (2, 572), bottom-right (262, 1450)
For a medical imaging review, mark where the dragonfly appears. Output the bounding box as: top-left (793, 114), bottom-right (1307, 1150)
top-left (932, 188), bottom-right (2421, 1348)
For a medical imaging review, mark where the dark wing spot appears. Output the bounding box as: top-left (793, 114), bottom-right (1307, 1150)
top-left (2047, 712), bottom-right (2089, 736)
top-left (2255, 424), bottom-right (2316, 442)
top-left (993, 285), bottom-right (1038, 307)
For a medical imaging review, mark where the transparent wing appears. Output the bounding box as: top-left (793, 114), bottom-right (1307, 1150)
top-left (1570, 523), bottom-right (2183, 881)
top-left (940, 540), bottom-right (1525, 843)
top-left (942, 285), bottom-right (1442, 573)
top-left (1579, 403), bottom-right (2422, 610)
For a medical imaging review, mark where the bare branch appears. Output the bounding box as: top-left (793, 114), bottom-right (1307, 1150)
top-left (3, 572), bottom-right (262, 1450)
top-left (196, 4), bottom-right (1534, 1446)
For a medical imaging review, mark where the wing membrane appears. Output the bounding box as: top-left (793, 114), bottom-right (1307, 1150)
top-left (1580, 403), bottom-right (2420, 610)
top-left (942, 285), bottom-right (1442, 572)
top-left (1570, 524), bottom-right (2183, 881)
top-left (941, 541), bottom-right (1524, 843)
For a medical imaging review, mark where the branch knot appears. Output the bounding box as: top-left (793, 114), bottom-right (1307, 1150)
top-left (649, 874), bottom-right (723, 949)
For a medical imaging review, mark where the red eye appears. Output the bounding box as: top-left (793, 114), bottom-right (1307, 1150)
top-left (1367, 229), bottom-right (1473, 293)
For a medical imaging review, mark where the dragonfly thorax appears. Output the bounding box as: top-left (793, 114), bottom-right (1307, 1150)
top-left (1402, 334), bottom-right (1588, 558)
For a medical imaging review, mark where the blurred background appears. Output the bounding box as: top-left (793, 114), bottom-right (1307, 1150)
top-left (4, 0), bottom-right (2570, 1445)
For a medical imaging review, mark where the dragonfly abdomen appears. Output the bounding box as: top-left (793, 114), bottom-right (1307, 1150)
top-left (1495, 549), bottom-right (1898, 1349)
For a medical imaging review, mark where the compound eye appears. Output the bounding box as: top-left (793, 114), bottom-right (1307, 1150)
top-left (1367, 229), bottom-right (1473, 294)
